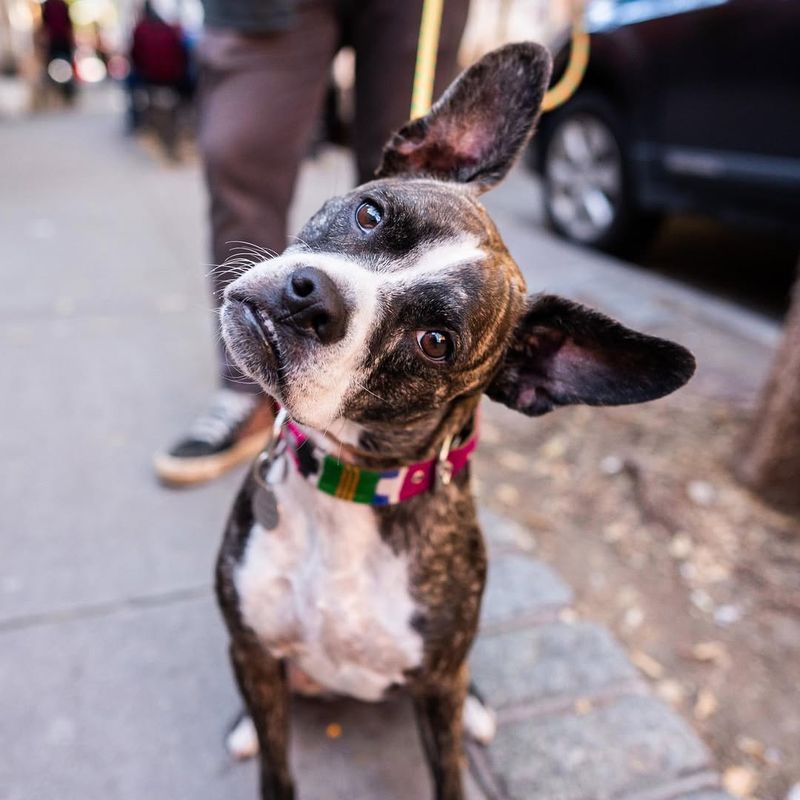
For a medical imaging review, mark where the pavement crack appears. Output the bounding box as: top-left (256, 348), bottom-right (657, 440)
top-left (493, 678), bottom-right (648, 725)
top-left (0, 584), bottom-right (212, 634)
top-left (479, 606), bottom-right (569, 636)
top-left (616, 770), bottom-right (722, 800)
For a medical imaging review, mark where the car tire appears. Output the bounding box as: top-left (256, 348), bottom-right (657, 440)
top-left (540, 93), bottom-right (661, 256)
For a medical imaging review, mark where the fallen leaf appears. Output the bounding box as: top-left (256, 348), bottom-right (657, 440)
top-left (694, 688), bottom-right (718, 720)
top-left (630, 650), bottom-right (664, 680)
top-left (669, 533), bottom-right (694, 560)
top-left (656, 679), bottom-right (686, 706)
top-left (540, 436), bottom-right (567, 459)
top-left (691, 640), bottom-right (730, 667)
top-left (623, 606), bottom-right (644, 630)
top-left (494, 484), bottom-right (520, 504)
top-left (325, 723), bottom-right (342, 739)
top-left (690, 589), bottom-right (714, 613)
top-left (723, 765), bottom-right (757, 797)
top-left (736, 736), bottom-right (766, 761)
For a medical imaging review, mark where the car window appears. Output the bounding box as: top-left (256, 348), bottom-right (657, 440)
top-left (586, 0), bottom-right (729, 32)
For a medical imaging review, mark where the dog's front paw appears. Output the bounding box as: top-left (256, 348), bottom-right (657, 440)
top-left (463, 695), bottom-right (497, 745)
top-left (226, 713), bottom-right (260, 761)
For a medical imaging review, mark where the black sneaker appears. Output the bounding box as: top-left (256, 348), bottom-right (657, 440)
top-left (154, 390), bottom-right (273, 486)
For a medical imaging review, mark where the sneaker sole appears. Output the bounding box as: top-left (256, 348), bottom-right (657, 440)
top-left (153, 429), bottom-right (271, 487)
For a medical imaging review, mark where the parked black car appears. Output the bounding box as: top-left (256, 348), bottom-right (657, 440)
top-left (530, 0), bottom-right (800, 253)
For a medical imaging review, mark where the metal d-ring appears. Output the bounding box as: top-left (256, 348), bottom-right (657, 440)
top-left (436, 433), bottom-right (454, 487)
top-left (252, 407), bottom-right (289, 491)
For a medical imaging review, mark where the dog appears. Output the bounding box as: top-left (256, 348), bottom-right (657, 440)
top-left (215, 42), bottom-right (695, 800)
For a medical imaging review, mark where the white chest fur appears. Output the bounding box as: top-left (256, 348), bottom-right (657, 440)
top-left (235, 463), bottom-right (424, 702)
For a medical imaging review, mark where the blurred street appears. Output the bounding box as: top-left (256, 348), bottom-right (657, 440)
top-left (640, 219), bottom-right (797, 320)
top-left (1, 91), bottom-right (794, 799)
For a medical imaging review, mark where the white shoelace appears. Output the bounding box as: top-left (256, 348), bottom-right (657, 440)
top-left (186, 390), bottom-right (261, 445)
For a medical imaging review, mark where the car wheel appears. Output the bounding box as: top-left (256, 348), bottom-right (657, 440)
top-left (541, 95), bottom-right (660, 254)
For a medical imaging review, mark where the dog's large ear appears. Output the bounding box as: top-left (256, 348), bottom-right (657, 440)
top-left (376, 42), bottom-right (552, 192)
top-left (486, 295), bottom-right (696, 416)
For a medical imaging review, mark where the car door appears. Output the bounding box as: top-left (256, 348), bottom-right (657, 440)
top-left (638, 0), bottom-right (800, 225)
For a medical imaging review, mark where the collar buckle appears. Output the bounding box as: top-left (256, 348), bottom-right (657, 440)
top-left (436, 434), bottom-right (454, 487)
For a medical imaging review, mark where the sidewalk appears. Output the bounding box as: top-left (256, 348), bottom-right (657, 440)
top-left (1, 99), bottom-right (773, 799)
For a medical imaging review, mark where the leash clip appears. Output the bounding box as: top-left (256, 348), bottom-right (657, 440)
top-left (252, 407), bottom-right (289, 491)
top-left (436, 434), bottom-right (454, 487)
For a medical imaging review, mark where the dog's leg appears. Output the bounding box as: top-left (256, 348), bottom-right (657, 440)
top-left (226, 710), bottom-right (260, 760)
top-left (463, 683), bottom-right (497, 745)
top-left (229, 633), bottom-right (294, 800)
top-left (412, 665), bottom-right (469, 800)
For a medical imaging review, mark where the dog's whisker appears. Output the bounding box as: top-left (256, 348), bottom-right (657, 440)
top-left (288, 234), bottom-right (312, 251)
top-left (353, 379), bottom-right (387, 403)
top-left (226, 249), bottom-right (265, 263)
top-left (226, 239), bottom-right (280, 260)
top-left (208, 261), bottom-right (255, 279)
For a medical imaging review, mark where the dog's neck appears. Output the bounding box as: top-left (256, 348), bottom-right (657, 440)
top-left (294, 395), bottom-right (481, 471)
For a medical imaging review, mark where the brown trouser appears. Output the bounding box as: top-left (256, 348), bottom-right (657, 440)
top-left (198, 0), bottom-right (470, 390)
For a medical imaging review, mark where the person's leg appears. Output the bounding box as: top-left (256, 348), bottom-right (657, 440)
top-left (200, 9), bottom-right (339, 390)
top-left (155, 4), bottom-right (338, 486)
top-left (349, 0), bottom-right (470, 183)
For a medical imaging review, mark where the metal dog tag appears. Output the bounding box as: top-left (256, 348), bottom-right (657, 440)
top-left (251, 453), bottom-right (286, 530)
top-left (250, 408), bottom-right (289, 531)
top-left (252, 484), bottom-right (279, 530)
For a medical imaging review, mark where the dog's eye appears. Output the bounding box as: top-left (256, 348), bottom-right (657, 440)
top-left (356, 201), bottom-right (382, 231)
top-left (416, 330), bottom-right (451, 361)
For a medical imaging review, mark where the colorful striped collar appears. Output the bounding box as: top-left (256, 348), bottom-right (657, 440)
top-left (267, 417), bottom-right (478, 506)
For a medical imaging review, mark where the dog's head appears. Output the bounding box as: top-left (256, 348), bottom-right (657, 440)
top-left (221, 43), bottom-right (694, 436)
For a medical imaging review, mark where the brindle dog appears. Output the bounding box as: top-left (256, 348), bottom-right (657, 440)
top-left (215, 42), bottom-right (695, 800)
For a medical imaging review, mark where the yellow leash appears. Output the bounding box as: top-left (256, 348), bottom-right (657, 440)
top-left (541, 4), bottom-right (590, 112)
top-left (410, 0), bottom-right (589, 119)
top-left (410, 0), bottom-right (445, 119)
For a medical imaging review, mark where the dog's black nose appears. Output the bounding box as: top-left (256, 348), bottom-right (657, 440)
top-left (283, 266), bottom-right (347, 344)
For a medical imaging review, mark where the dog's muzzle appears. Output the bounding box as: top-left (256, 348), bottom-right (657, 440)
top-left (230, 265), bottom-right (349, 348)
top-left (281, 266), bottom-right (348, 345)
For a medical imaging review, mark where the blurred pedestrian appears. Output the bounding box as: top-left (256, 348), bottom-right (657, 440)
top-left (127, 2), bottom-right (190, 133)
top-left (39, 0), bottom-right (76, 101)
top-left (40, 0), bottom-right (74, 64)
top-left (154, 0), bottom-right (470, 486)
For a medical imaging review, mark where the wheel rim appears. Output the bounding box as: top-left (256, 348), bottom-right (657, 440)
top-left (545, 113), bottom-right (623, 244)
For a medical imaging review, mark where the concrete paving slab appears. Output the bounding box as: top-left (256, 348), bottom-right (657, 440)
top-left (0, 112), bottom-right (207, 321)
top-left (621, 778), bottom-right (730, 800)
top-left (486, 694), bottom-right (711, 800)
top-left (478, 508), bottom-right (537, 554)
top-left (481, 552), bottom-right (573, 630)
top-left (0, 593), bottom-right (483, 800)
top-left (0, 310), bottom-right (245, 622)
top-left (470, 621), bottom-right (638, 710)
top-left (1, 594), bottom-right (242, 800)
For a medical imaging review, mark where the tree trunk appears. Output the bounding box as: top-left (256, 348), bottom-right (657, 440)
top-left (739, 262), bottom-right (800, 514)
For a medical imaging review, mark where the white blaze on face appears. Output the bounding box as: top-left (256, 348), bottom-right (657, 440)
top-left (224, 237), bottom-right (485, 428)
